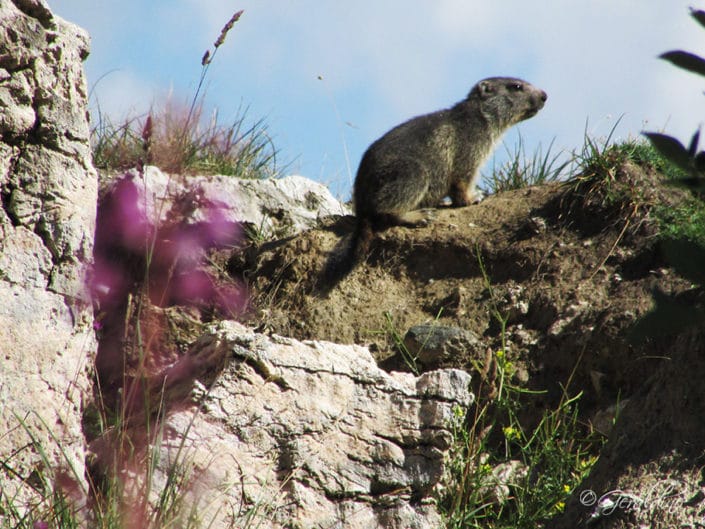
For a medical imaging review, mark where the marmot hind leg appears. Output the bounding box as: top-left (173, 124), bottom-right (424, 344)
top-left (359, 162), bottom-right (430, 217)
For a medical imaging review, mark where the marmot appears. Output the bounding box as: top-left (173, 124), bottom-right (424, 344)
top-left (323, 76), bottom-right (547, 286)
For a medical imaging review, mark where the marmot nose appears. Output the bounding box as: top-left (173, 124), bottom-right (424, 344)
top-left (540, 90), bottom-right (548, 102)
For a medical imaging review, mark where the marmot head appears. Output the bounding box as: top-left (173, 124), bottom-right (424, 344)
top-left (469, 77), bottom-right (547, 128)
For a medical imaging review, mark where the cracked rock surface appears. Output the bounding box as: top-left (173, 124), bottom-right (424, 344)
top-left (0, 0), bottom-right (97, 506)
top-left (150, 321), bottom-right (472, 529)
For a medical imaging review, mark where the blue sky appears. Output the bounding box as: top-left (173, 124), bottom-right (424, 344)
top-left (51, 1), bottom-right (705, 199)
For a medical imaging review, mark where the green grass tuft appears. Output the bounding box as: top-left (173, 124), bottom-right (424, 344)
top-left (91, 99), bottom-right (279, 178)
top-left (653, 198), bottom-right (705, 246)
top-left (483, 136), bottom-right (570, 195)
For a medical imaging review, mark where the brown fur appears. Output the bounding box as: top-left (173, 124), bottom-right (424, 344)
top-left (322, 77), bottom-right (547, 290)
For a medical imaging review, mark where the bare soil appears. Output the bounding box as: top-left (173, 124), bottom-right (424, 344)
top-left (227, 160), bottom-right (705, 527)
top-left (233, 162), bottom-right (684, 411)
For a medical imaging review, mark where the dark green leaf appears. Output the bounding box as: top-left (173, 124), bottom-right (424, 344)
top-left (662, 238), bottom-right (705, 286)
top-left (690, 8), bottom-right (705, 30)
top-left (644, 132), bottom-right (691, 171)
top-left (689, 129), bottom-right (701, 157)
top-left (660, 50), bottom-right (705, 77)
top-left (695, 152), bottom-right (705, 173)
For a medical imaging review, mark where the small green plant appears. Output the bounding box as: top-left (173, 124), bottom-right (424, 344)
top-left (382, 310), bottom-right (420, 375)
top-left (554, 121), bottom-right (647, 230)
top-left (440, 352), bottom-right (600, 528)
top-left (243, 222), bottom-right (271, 245)
top-left (482, 136), bottom-right (570, 195)
top-left (572, 118), bottom-right (626, 182)
top-left (91, 99), bottom-right (278, 179)
top-left (559, 127), bottom-right (665, 256)
top-left (438, 250), bottom-right (603, 528)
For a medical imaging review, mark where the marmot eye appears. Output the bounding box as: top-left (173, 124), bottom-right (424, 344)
top-left (508, 83), bottom-right (523, 91)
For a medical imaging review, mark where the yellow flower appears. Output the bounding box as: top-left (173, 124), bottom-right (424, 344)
top-left (579, 456), bottom-right (598, 470)
top-left (502, 426), bottom-right (520, 441)
top-left (563, 484), bottom-right (571, 494)
top-left (554, 501), bottom-right (565, 513)
top-left (495, 349), bottom-right (505, 359)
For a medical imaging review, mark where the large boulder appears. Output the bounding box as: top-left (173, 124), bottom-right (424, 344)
top-left (0, 0), bottom-right (97, 510)
top-left (89, 321), bottom-right (473, 529)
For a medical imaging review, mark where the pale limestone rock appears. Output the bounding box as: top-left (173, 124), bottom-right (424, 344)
top-left (481, 459), bottom-right (528, 505)
top-left (0, 0), bottom-right (97, 509)
top-left (144, 321), bottom-right (473, 529)
top-left (104, 165), bottom-right (350, 239)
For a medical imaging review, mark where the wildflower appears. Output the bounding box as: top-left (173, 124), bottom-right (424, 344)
top-left (90, 172), bottom-right (246, 389)
top-left (502, 426), bottom-right (521, 441)
top-left (563, 484), bottom-right (572, 494)
top-left (579, 456), bottom-right (598, 470)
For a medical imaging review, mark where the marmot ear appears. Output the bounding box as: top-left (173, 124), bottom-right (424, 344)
top-left (474, 80), bottom-right (496, 100)
top-left (479, 81), bottom-right (495, 97)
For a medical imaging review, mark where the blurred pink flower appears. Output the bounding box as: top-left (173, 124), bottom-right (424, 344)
top-left (91, 172), bottom-right (246, 394)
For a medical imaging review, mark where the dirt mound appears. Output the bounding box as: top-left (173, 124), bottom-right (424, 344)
top-left (233, 161), bottom-right (687, 411)
top-left (230, 160), bottom-right (705, 526)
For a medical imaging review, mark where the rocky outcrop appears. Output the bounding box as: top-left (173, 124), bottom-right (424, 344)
top-left (0, 0), bottom-right (97, 509)
top-left (92, 321), bottom-right (473, 529)
top-left (102, 166), bottom-right (350, 241)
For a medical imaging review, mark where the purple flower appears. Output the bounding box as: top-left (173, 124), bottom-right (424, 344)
top-left (90, 172), bottom-right (247, 393)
